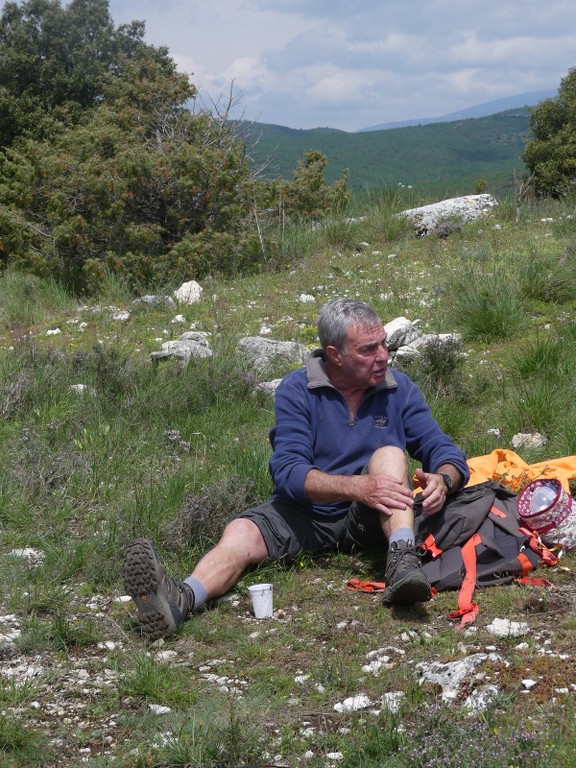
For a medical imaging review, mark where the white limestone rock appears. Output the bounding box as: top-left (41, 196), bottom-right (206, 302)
top-left (398, 194), bottom-right (498, 235)
top-left (150, 331), bottom-right (213, 365)
top-left (236, 336), bottom-right (309, 376)
top-left (384, 317), bottom-right (421, 351)
top-left (173, 280), bottom-right (203, 305)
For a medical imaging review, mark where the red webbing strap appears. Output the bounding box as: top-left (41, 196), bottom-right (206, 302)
top-left (517, 551), bottom-right (535, 577)
top-left (345, 578), bottom-right (386, 593)
top-left (516, 576), bottom-right (553, 587)
top-left (490, 505), bottom-right (507, 519)
top-left (518, 527), bottom-right (559, 567)
top-left (448, 532), bottom-right (482, 630)
top-left (421, 532), bottom-right (442, 558)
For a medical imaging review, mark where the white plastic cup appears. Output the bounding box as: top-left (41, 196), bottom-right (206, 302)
top-left (248, 583), bottom-right (273, 618)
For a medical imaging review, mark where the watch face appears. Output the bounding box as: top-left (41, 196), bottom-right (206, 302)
top-left (441, 473), bottom-right (453, 491)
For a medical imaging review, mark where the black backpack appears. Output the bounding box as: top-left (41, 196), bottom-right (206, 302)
top-left (414, 480), bottom-right (558, 627)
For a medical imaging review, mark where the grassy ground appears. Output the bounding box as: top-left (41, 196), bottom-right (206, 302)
top-left (2, 191), bottom-right (576, 766)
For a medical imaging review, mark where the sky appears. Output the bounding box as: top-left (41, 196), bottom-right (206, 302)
top-left (107, 0), bottom-right (576, 132)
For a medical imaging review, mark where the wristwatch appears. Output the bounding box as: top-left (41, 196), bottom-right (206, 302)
top-left (439, 472), bottom-right (453, 494)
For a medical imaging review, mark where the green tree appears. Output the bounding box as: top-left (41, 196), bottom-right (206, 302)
top-left (246, 149), bottom-right (350, 229)
top-left (0, 0), bottom-right (154, 146)
top-left (522, 69), bottom-right (576, 197)
top-left (0, 0), bottom-right (349, 290)
top-left (0, 50), bottom-right (258, 288)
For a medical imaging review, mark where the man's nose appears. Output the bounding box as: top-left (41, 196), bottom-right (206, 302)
top-left (376, 343), bottom-right (388, 361)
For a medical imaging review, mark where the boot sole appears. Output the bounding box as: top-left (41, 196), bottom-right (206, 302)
top-left (382, 571), bottom-right (432, 606)
top-left (122, 538), bottom-right (176, 640)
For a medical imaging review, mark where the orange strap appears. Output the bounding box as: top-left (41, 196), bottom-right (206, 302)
top-left (449, 603), bottom-right (479, 627)
top-left (519, 527), bottom-right (559, 567)
top-left (516, 576), bottom-right (554, 587)
top-left (448, 532), bottom-right (482, 630)
top-left (421, 533), bottom-right (442, 558)
top-left (345, 578), bottom-right (386, 593)
top-left (517, 551), bottom-right (535, 577)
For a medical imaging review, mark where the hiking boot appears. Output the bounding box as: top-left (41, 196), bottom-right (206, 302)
top-left (122, 538), bottom-right (193, 640)
top-left (382, 540), bottom-right (432, 606)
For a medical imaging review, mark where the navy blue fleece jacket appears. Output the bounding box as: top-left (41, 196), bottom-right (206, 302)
top-left (268, 349), bottom-right (469, 518)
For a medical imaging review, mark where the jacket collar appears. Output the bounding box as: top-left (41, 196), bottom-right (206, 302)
top-left (306, 347), bottom-right (398, 393)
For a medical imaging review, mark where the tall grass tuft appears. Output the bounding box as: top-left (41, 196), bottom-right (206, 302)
top-left (509, 334), bottom-right (568, 378)
top-left (394, 336), bottom-right (467, 399)
top-left (446, 272), bottom-right (525, 341)
top-left (518, 250), bottom-right (576, 304)
top-left (0, 270), bottom-right (75, 328)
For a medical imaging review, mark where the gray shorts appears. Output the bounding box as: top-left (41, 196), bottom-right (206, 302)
top-left (235, 498), bottom-right (387, 564)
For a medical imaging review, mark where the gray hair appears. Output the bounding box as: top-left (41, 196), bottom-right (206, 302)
top-left (317, 298), bottom-right (381, 351)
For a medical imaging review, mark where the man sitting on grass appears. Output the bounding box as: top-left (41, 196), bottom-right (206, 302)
top-left (123, 298), bottom-right (469, 640)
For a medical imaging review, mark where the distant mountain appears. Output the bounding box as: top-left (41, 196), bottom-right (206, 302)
top-left (357, 90), bottom-right (556, 132)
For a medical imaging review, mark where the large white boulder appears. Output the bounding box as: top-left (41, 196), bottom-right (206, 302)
top-left (398, 194), bottom-right (498, 234)
top-left (237, 336), bottom-right (309, 376)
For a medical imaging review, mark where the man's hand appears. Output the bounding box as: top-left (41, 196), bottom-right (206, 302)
top-left (413, 468), bottom-right (447, 516)
top-left (304, 468), bottom-right (414, 517)
top-left (354, 474), bottom-right (414, 517)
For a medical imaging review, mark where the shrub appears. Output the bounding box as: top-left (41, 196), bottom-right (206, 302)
top-left (161, 474), bottom-right (263, 552)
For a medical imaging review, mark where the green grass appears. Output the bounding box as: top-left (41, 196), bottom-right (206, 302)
top-left (1, 190), bottom-right (576, 765)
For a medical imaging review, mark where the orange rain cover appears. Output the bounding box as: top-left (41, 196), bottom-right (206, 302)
top-left (466, 449), bottom-right (576, 493)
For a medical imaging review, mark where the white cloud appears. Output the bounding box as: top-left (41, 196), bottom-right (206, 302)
top-left (108, 0), bottom-right (574, 130)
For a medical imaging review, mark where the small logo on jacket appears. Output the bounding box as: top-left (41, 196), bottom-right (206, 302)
top-left (374, 415), bottom-right (388, 428)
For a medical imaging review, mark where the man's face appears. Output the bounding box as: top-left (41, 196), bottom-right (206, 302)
top-left (337, 322), bottom-right (389, 389)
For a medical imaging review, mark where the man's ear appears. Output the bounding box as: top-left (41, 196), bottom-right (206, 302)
top-left (325, 345), bottom-right (341, 364)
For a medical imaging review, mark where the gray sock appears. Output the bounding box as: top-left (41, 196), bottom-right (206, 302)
top-left (183, 576), bottom-right (208, 612)
top-left (389, 527), bottom-right (415, 546)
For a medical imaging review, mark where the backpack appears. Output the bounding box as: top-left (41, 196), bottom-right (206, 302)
top-left (414, 480), bottom-right (558, 628)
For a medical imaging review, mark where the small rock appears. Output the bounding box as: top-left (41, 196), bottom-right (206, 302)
top-left (149, 704), bottom-right (172, 715)
top-left (381, 691), bottom-right (404, 713)
top-left (8, 548), bottom-right (45, 566)
top-left (486, 618), bottom-right (529, 637)
top-left (334, 693), bottom-right (373, 713)
top-left (512, 432), bottom-right (547, 449)
top-left (384, 317), bottom-right (421, 351)
top-left (464, 684), bottom-right (499, 711)
top-left (132, 294), bottom-right (176, 308)
top-left (155, 650), bottom-right (178, 662)
top-left (97, 641), bottom-right (117, 651)
top-left (69, 384), bottom-right (96, 396)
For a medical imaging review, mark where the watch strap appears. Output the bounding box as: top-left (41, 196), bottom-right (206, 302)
top-left (439, 472), bottom-right (453, 494)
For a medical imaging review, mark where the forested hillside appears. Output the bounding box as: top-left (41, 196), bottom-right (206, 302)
top-left (242, 108), bottom-right (532, 197)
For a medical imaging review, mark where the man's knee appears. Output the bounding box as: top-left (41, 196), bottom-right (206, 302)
top-left (368, 445), bottom-right (408, 476)
top-left (220, 517), bottom-right (269, 563)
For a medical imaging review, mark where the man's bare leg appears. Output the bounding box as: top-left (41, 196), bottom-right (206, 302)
top-left (366, 445), bottom-right (431, 605)
top-left (366, 445), bottom-right (414, 539)
top-left (189, 518), bottom-right (269, 599)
